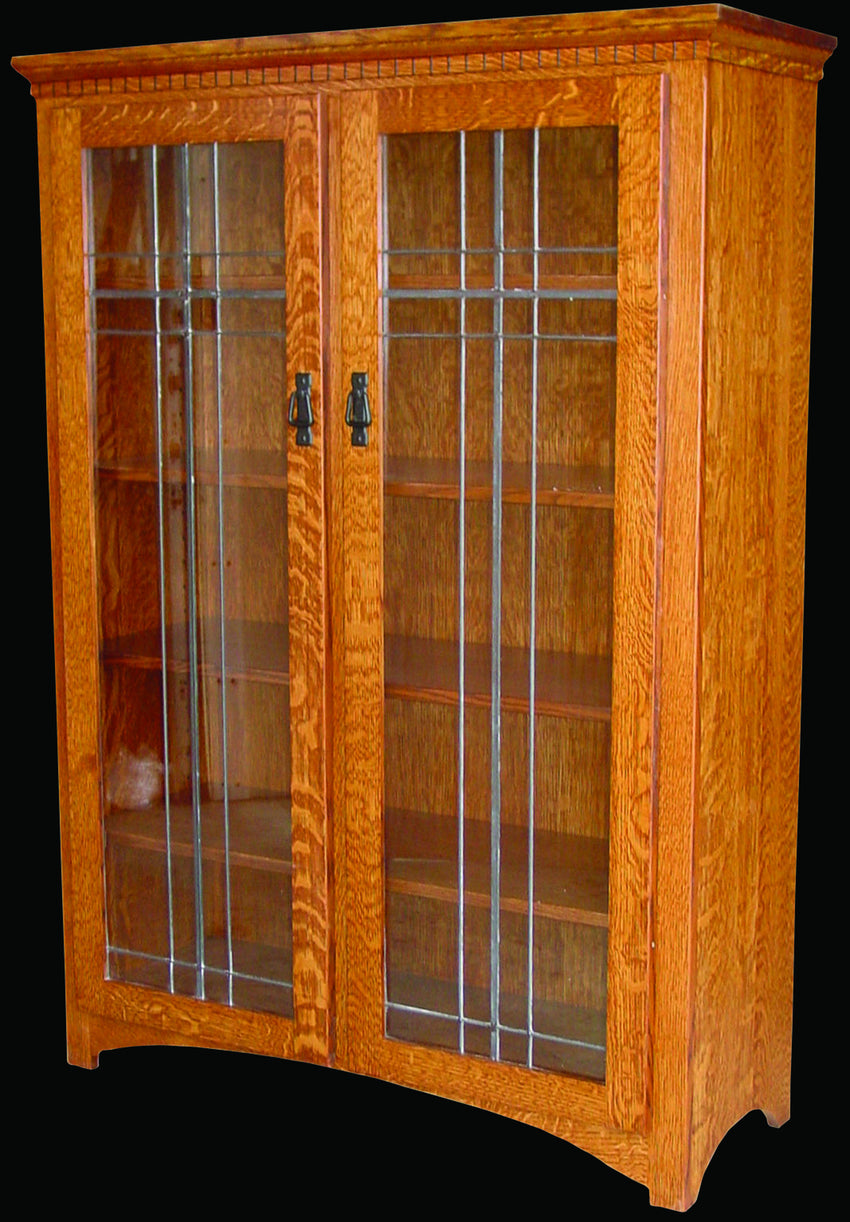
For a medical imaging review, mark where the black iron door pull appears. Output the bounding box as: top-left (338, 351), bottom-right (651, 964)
top-left (288, 372), bottom-right (314, 446)
top-left (345, 372), bottom-right (371, 447)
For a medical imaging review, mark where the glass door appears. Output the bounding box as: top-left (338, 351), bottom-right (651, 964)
top-left (88, 105), bottom-right (329, 1042)
top-left (381, 124), bottom-right (616, 1079)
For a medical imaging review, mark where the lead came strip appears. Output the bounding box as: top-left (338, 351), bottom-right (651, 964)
top-left (151, 145), bottom-right (177, 993)
top-left (526, 127), bottom-right (540, 1068)
top-left (489, 129), bottom-right (505, 1062)
top-left (182, 143), bottom-right (207, 999)
top-left (212, 142), bottom-right (236, 1006)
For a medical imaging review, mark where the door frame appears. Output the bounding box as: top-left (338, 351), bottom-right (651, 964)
top-left (331, 72), bottom-right (664, 1159)
top-left (40, 92), bottom-right (331, 1065)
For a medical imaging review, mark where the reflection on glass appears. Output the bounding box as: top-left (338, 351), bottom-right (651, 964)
top-left (90, 142), bottom-right (293, 1016)
top-left (382, 127), bottom-right (616, 1078)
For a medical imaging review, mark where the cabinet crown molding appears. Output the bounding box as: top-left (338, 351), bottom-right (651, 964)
top-left (12, 6), bottom-right (837, 92)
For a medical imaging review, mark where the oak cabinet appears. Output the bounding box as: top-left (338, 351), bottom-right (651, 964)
top-left (13, 7), bottom-right (834, 1210)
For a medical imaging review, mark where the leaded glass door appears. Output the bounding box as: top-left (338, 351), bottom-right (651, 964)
top-left (381, 120), bottom-right (616, 1078)
top-left (84, 99), bottom-right (329, 1054)
top-left (340, 78), bottom-right (658, 1118)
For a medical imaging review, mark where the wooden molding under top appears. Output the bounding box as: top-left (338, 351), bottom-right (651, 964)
top-left (12, 7), bottom-right (837, 89)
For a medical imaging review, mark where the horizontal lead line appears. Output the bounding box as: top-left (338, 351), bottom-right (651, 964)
top-left (385, 287), bottom-right (616, 301)
top-left (385, 999), bottom-right (604, 1053)
top-left (91, 287), bottom-right (287, 301)
top-left (88, 249), bottom-right (287, 259)
top-left (94, 328), bottom-right (287, 339)
top-left (107, 945), bottom-right (293, 992)
top-left (386, 331), bottom-right (616, 342)
top-left (383, 245), bottom-right (618, 256)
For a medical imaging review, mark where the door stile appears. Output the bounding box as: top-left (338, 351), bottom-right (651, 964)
top-left (332, 90), bottom-right (385, 1075)
top-left (41, 102), bottom-right (105, 1066)
top-left (284, 95), bottom-right (333, 1064)
top-left (608, 72), bottom-right (667, 1135)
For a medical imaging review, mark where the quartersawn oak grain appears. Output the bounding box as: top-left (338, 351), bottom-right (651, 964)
top-left (16, 9), bottom-right (834, 1212)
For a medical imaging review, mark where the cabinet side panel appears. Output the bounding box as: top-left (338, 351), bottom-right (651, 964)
top-left (693, 62), bottom-right (816, 1181)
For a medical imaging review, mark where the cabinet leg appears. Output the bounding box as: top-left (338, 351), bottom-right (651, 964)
top-left (762, 1104), bottom-right (791, 1130)
top-left (756, 1071), bottom-right (792, 1130)
top-left (66, 1011), bottom-right (99, 1070)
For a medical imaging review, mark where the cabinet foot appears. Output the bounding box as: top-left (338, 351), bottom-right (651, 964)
top-left (66, 1013), bottom-right (99, 1069)
top-left (762, 1105), bottom-right (791, 1130)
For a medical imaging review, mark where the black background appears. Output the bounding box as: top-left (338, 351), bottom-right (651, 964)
top-left (6, 5), bottom-right (840, 1214)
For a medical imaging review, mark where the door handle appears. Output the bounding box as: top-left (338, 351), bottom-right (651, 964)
top-left (345, 372), bottom-right (371, 447)
top-left (288, 372), bottom-right (314, 447)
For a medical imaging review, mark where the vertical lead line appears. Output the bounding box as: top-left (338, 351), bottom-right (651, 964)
top-left (457, 130), bottom-right (467, 1055)
top-left (152, 146), bottom-right (176, 992)
top-left (526, 129), bottom-right (540, 1066)
top-left (490, 129), bottom-right (505, 1062)
top-left (213, 143), bottom-right (235, 1005)
top-left (182, 143), bottom-right (206, 999)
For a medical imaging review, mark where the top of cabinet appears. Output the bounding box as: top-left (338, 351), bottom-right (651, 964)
top-left (12, 6), bottom-right (836, 92)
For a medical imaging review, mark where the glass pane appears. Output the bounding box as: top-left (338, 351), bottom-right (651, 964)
top-left (90, 142), bottom-right (293, 1017)
top-left (382, 126), bottom-right (616, 1079)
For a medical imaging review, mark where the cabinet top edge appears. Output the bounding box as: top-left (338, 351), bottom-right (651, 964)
top-left (11, 6), bottom-right (836, 85)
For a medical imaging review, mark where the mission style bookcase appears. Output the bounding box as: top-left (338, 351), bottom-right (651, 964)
top-left (13, 6), bottom-right (834, 1210)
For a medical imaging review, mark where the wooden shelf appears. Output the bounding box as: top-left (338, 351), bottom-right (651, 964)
top-left (385, 455), bottom-right (614, 508)
top-left (96, 449), bottom-right (287, 490)
top-left (386, 809), bottom-right (608, 927)
top-left (106, 794), bottom-right (292, 873)
top-left (104, 626), bottom-right (611, 716)
top-left (384, 635), bottom-right (611, 720)
top-left (102, 619), bottom-right (289, 683)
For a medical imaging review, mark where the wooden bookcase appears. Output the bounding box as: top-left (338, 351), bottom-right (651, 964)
top-left (12, 7), bottom-right (835, 1209)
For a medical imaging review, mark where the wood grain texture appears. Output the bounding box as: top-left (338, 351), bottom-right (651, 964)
top-left (649, 56), bottom-right (820, 1211)
top-left (686, 58), bottom-right (817, 1198)
top-left (37, 101), bottom-right (95, 1069)
top-left (326, 93), bottom-right (350, 1068)
top-left (283, 96), bottom-right (333, 1064)
top-left (379, 78), bottom-right (616, 133)
top-left (334, 90), bottom-right (384, 1075)
top-left (13, 8), bottom-right (836, 87)
top-left (377, 1034), bottom-right (649, 1184)
top-left (42, 104), bottom-right (106, 1053)
top-left (648, 58), bottom-right (707, 1210)
top-left (757, 65), bottom-right (815, 1131)
top-left (80, 1002), bottom-right (296, 1062)
top-left (606, 71), bottom-right (663, 1136)
top-left (78, 98), bottom-right (290, 147)
top-left (40, 93), bottom-right (326, 1069)
top-left (21, 10), bottom-right (833, 1205)
top-left (384, 701), bottom-right (611, 838)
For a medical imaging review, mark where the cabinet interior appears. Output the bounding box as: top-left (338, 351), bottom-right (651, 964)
top-left (91, 140), bottom-right (294, 1016)
top-left (381, 126), bottom-right (616, 1079)
top-left (89, 123), bottom-right (619, 1062)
